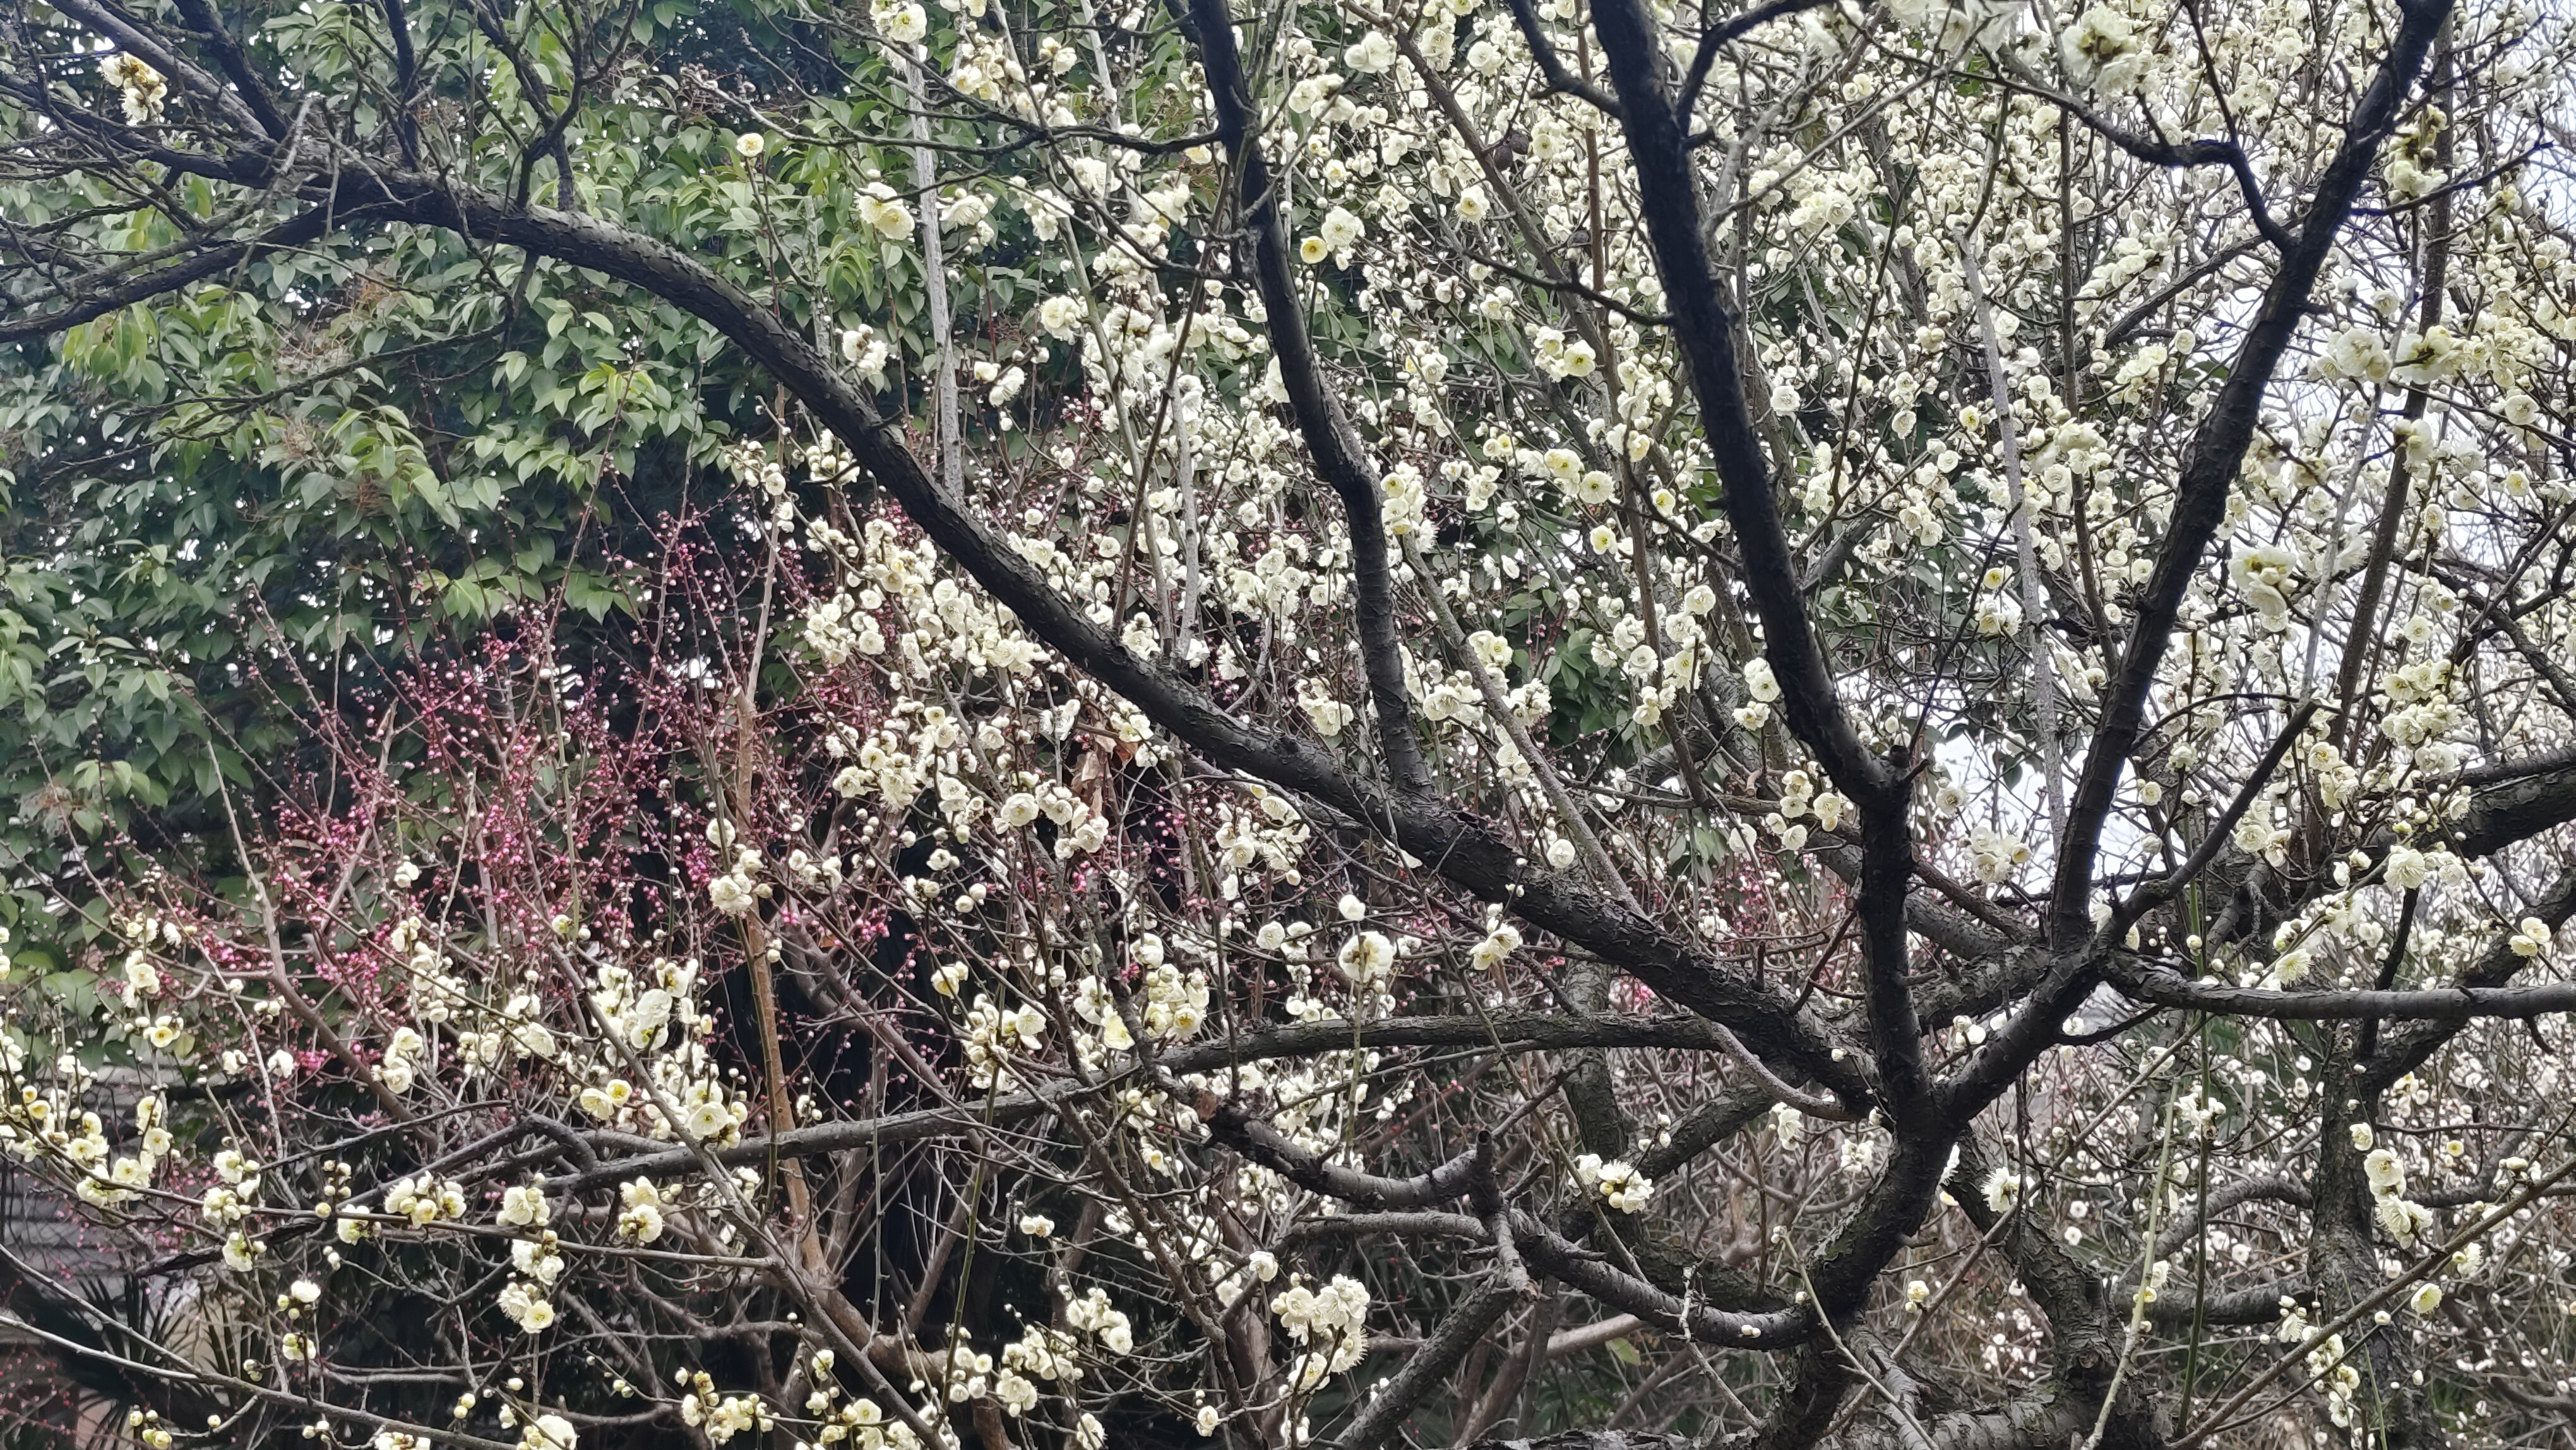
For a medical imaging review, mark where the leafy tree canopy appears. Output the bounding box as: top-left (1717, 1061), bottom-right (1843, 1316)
top-left (0, 0), bottom-right (2570, 1444)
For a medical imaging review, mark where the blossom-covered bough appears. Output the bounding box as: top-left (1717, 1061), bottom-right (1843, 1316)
top-left (0, 0), bottom-right (2573, 1442)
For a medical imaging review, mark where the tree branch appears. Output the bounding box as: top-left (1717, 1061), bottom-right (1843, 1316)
top-left (1500, 0), bottom-right (1623, 116)
top-left (1675, 0), bottom-right (1838, 118)
top-left (1183, 0), bottom-right (1434, 797)
top-left (2108, 956), bottom-right (2576, 1022)
top-left (2042, 0), bottom-right (2452, 950)
top-left (0, 203), bottom-right (338, 342)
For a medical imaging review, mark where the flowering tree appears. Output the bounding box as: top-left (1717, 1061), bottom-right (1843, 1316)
top-left (1, 0), bottom-right (2575, 1444)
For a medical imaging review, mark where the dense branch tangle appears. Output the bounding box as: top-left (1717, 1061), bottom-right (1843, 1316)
top-left (0, 0), bottom-right (2571, 1446)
